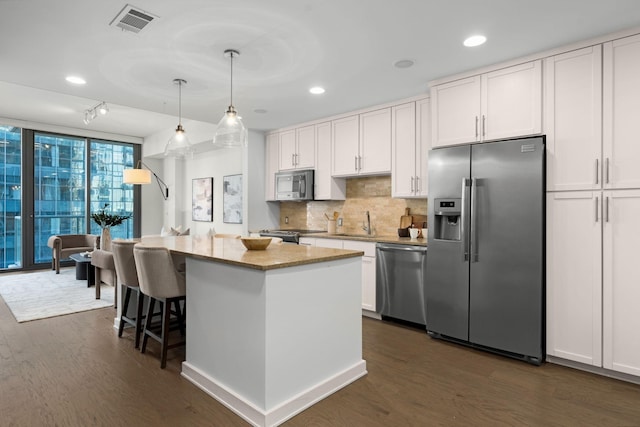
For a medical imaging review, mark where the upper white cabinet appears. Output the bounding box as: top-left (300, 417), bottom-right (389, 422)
top-left (391, 98), bottom-right (430, 198)
top-left (332, 109), bottom-right (391, 177)
top-left (278, 126), bottom-right (315, 171)
top-left (545, 46), bottom-right (602, 191)
top-left (431, 60), bottom-right (542, 147)
top-left (264, 132), bottom-right (279, 201)
top-left (603, 34), bottom-right (640, 189)
top-left (314, 121), bottom-right (346, 200)
top-left (331, 115), bottom-right (360, 176)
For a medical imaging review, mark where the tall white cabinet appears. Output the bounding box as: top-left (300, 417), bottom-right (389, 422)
top-left (546, 34), bottom-right (640, 378)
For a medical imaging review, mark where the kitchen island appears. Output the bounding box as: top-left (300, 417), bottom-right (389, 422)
top-left (138, 236), bottom-right (367, 427)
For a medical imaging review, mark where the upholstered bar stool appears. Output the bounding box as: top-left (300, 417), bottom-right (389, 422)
top-left (133, 245), bottom-right (186, 369)
top-left (111, 240), bottom-right (145, 348)
top-left (91, 249), bottom-right (117, 307)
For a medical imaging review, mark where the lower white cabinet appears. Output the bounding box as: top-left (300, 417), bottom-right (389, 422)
top-left (546, 191), bottom-right (602, 366)
top-left (342, 240), bottom-right (376, 312)
top-left (547, 189), bottom-right (640, 376)
top-left (602, 189), bottom-right (640, 376)
top-left (304, 238), bottom-right (376, 312)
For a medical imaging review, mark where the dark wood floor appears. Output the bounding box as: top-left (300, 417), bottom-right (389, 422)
top-left (1, 295), bottom-right (640, 427)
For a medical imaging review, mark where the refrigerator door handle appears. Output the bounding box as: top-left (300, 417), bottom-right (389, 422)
top-left (461, 178), bottom-right (470, 261)
top-left (471, 177), bottom-right (479, 262)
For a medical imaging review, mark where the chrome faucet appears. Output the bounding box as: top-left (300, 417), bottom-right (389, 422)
top-left (362, 210), bottom-right (372, 235)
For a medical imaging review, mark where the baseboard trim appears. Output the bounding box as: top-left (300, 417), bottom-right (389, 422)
top-left (181, 360), bottom-right (367, 427)
top-left (547, 355), bottom-right (640, 385)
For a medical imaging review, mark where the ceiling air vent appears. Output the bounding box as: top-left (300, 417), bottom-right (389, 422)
top-left (109, 4), bottom-right (157, 33)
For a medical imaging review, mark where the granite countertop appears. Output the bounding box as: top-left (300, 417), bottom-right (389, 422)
top-left (304, 232), bottom-right (428, 247)
top-left (138, 235), bottom-right (364, 271)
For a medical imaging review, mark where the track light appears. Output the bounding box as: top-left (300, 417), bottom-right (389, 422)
top-left (83, 101), bottom-right (109, 125)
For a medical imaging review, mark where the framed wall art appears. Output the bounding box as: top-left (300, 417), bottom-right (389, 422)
top-left (223, 174), bottom-right (242, 224)
top-left (192, 177), bottom-right (213, 222)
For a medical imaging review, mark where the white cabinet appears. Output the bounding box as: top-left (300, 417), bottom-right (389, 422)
top-left (391, 98), bottom-right (430, 198)
top-left (603, 35), bottom-right (640, 190)
top-left (278, 126), bottom-right (315, 171)
top-left (331, 115), bottom-right (360, 176)
top-left (545, 46), bottom-right (602, 191)
top-left (602, 189), bottom-right (640, 376)
top-left (314, 122), bottom-right (346, 200)
top-left (304, 238), bottom-right (377, 312)
top-left (547, 189), bottom-right (640, 375)
top-left (332, 109), bottom-right (391, 177)
top-left (343, 240), bottom-right (377, 312)
top-left (265, 132), bottom-right (279, 201)
top-left (546, 191), bottom-right (602, 366)
top-left (359, 108), bottom-right (391, 175)
top-left (431, 60), bottom-right (542, 147)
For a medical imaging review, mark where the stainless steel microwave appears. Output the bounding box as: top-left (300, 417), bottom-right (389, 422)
top-left (275, 169), bottom-right (314, 201)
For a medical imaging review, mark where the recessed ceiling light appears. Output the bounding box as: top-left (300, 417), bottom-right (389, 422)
top-left (463, 35), bottom-right (487, 47)
top-left (309, 86), bottom-right (325, 95)
top-left (394, 59), bottom-right (414, 69)
top-left (65, 75), bottom-right (86, 85)
top-left (254, 109), bottom-right (268, 114)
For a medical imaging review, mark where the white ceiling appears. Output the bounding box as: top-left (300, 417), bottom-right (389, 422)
top-left (1, 0), bottom-right (640, 139)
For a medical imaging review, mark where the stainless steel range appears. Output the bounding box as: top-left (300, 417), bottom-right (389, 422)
top-left (258, 229), bottom-right (324, 244)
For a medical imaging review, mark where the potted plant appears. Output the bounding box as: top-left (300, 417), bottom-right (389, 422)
top-left (91, 203), bottom-right (130, 251)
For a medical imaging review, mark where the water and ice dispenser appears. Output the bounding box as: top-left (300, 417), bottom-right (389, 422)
top-left (433, 198), bottom-right (461, 241)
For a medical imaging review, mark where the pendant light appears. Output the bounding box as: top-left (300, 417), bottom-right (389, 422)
top-left (165, 78), bottom-right (193, 158)
top-left (213, 49), bottom-right (247, 148)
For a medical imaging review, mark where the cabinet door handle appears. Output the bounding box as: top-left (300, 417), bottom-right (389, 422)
top-left (410, 176), bottom-right (414, 192)
top-left (416, 176), bottom-right (420, 193)
top-left (359, 156), bottom-right (362, 171)
top-left (482, 115), bottom-right (486, 138)
top-left (595, 196), bottom-right (599, 222)
top-left (595, 159), bottom-right (599, 185)
top-left (292, 153), bottom-right (295, 167)
top-left (605, 158), bottom-right (610, 184)
top-left (355, 156), bottom-right (358, 171)
top-left (605, 196), bottom-right (610, 222)
top-left (475, 116), bottom-right (479, 139)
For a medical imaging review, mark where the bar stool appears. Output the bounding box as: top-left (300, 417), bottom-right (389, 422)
top-left (133, 245), bottom-right (186, 369)
top-left (111, 240), bottom-right (145, 348)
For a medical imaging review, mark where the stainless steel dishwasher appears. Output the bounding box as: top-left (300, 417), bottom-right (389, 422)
top-left (376, 243), bottom-right (428, 325)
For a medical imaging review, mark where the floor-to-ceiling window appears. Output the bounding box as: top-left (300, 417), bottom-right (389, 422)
top-left (33, 133), bottom-right (87, 264)
top-left (0, 126), bottom-right (22, 269)
top-left (88, 140), bottom-right (135, 239)
top-left (0, 124), bottom-right (139, 271)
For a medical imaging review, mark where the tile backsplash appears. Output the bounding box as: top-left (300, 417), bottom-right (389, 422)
top-left (279, 176), bottom-right (427, 236)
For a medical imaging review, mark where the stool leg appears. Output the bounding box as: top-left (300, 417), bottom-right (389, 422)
top-left (118, 286), bottom-right (132, 337)
top-left (134, 290), bottom-right (145, 349)
top-left (173, 299), bottom-right (186, 337)
top-left (160, 298), bottom-right (171, 369)
top-left (141, 297), bottom-right (156, 354)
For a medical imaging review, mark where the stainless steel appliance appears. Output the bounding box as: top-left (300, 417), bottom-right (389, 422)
top-left (258, 229), bottom-right (324, 244)
top-left (425, 136), bottom-right (545, 364)
top-left (275, 169), bottom-right (314, 201)
top-left (376, 243), bottom-right (428, 325)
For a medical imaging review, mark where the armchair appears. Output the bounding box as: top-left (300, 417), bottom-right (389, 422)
top-left (47, 234), bottom-right (99, 274)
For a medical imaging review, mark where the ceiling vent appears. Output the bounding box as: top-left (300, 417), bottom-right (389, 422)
top-left (109, 4), bottom-right (157, 33)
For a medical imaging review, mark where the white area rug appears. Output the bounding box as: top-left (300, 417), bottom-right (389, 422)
top-left (0, 268), bottom-right (114, 323)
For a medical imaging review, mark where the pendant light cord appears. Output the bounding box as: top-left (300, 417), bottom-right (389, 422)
top-left (178, 80), bottom-right (183, 126)
top-left (229, 51), bottom-right (234, 108)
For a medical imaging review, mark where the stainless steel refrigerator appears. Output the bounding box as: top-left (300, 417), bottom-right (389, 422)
top-left (425, 136), bottom-right (545, 364)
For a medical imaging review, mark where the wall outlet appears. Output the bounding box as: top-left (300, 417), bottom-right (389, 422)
top-left (338, 218), bottom-right (343, 226)
top-left (284, 216), bottom-right (289, 224)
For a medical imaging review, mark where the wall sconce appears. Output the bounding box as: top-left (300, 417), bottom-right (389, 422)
top-left (83, 101), bottom-right (109, 125)
top-left (123, 160), bottom-right (169, 200)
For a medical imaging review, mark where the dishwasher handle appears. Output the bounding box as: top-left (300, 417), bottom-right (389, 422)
top-left (376, 243), bottom-right (427, 253)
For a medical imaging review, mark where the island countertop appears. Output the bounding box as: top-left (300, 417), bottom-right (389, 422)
top-left (138, 235), bottom-right (364, 271)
